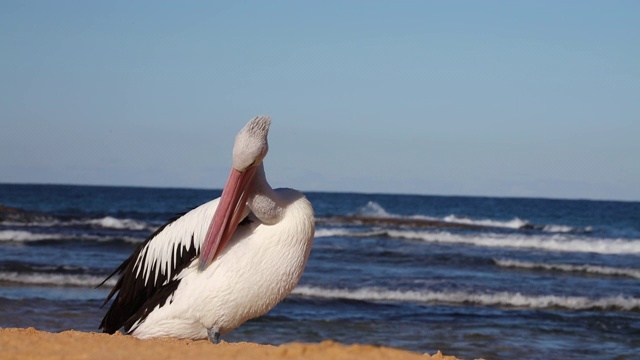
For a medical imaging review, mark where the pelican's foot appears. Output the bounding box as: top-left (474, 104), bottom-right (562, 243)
top-left (207, 327), bottom-right (221, 344)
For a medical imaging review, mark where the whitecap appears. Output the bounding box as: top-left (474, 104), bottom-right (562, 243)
top-left (314, 227), bottom-right (640, 255)
top-left (314, 228), bottom-right (385, 238)
top-left (493, 258), bottom-right (640, 279)
top-left (0, 229), bottom-right (144, 243)
top-left (0, 271), bottom-right (117, 287)
top-left (442, 215), bottom-right (529, 229)
top-left (356, 201), bottom-right (394, 218)
top-left (384, 230), bottom-right (640, 255)
top-left (292, 285), bottom-right (640, 311)
top-left (0, 230), bottom-right (62, 242)
top-left (86, 216), bottom-right (150, 231)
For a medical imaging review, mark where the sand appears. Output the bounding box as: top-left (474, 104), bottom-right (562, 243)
top-left (0, 328), bottom-right (461, 360)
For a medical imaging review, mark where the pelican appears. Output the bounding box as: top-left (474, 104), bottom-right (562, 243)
top-left (99, 116), bottom-right (315, 343)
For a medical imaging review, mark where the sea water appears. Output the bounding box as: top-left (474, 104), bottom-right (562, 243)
top-left (0, 184), bottom-right (638, 360)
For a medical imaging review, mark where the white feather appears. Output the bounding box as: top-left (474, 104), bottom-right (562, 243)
top-left (103, 116), bottom-right (314, 340)
top-left (131, 188), bottom-right (314, 339)
top-left (133, 199), bottom-right (219, 286)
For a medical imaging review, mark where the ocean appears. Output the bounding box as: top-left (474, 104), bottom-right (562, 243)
top-left (0, 184), bottom-right (638, 360)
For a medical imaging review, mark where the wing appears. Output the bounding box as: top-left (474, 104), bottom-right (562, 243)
top-left (99, 199), bottom-right (220, 334)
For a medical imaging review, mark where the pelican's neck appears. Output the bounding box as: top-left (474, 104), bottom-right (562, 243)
top-left (247, 163), bottom-right (284, 225)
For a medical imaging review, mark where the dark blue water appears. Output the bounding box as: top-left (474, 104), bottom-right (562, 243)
top-left (1, 184), bottom-right (639, 360)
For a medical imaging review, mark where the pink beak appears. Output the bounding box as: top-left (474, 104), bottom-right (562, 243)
top-left (198, 166), bottom-right (257, 271)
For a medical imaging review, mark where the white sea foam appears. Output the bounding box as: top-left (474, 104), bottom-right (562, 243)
top-left (439, 215), bottom-right (584, 233)
top-left (314, 227), bottom-right (640, 255)
top-left (443, 215), bottom-right (529, 229)
top-left (292, 285), bottom-right (640, 311)
top-left (314, 228), bottom-right (385, 238)
top-left (0, 271), bottom-right (117, 287)
top-left (0, 219), bottom-right (61, 227)
top-left (386, 230), bottom-right (640, 255)
top-left (356, 201), bottom-right (394, 218)
top-left (542, 225), bottom-right (577, 233)
top-left (0, 230), bottom-right (62, 242)
top-left (2, 216), bottom-right (154, 231)
top-left (0, 230), bottom-right (143, 243)
top-left (494, 259), bottom-right (640, 279)
top-left (86, 216), bottom-right (150, 231)
top-left (352, 202), bottom-right (584, 233)
top-left (315, 228), bottom-right (355, 238)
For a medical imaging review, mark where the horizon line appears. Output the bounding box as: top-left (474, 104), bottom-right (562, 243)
top-left (1, 181), bottom-right (637, 204)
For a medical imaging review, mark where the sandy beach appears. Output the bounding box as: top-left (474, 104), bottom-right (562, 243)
top-left (0, 328), bottom-right (460, 360)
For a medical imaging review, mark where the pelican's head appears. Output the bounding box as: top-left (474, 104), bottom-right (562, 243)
top-left (199, 116), bottom-right (272, 271)
top-left (232, 116), bottom-right (270, 171)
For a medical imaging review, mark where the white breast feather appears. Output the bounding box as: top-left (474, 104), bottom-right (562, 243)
top-left (130, 189), bottom-right (315, 339)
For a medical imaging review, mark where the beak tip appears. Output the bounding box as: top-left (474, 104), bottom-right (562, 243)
top-left (197, 257), bottom-right (209, 272)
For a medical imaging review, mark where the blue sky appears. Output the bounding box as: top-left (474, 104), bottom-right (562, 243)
top-left (1, 1), bottom-right (639, 201)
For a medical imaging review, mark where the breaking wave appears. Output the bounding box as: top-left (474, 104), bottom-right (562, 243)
top-left (315, 228), bottom-right (381, 238)
top-left (292, 285), bottom-right (640, 312)
top-left (85, 216), bottom-right (151, 231)
top-left (2, 215), bottom-right (155, 231)
top-left (0, 230), bottom-right (143, 243)
top-left (442, 215), bottom-right (587, 233)
top-left (0, 271), bottom-right (116, 288)
top-left (0, 230), bottom-right (64, 242)
top-left (384, 230), bottom-right (640, 255)
top-left (493, 259), bottom-right (640, 279)
top-left (350, 201), bottom-right (588, 233)
top-left (356, 201), bottom-right (395, 218)
top-left (315, 227), bottom-right (640, 255)
top-left (442, 214), bottom-right (529, 229)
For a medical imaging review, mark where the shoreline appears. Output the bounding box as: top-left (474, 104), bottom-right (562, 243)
top-left (0, 327), bottom-right (460, 360)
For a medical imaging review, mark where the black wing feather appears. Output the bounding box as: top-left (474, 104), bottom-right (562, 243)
top-left (99, 216), bottom-right (198, 334)
top-left (99, 213), bottom-right (254, 334)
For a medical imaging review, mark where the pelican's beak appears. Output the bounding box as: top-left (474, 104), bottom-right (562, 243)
top-left (198, 166), bottom-right (257, 271)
